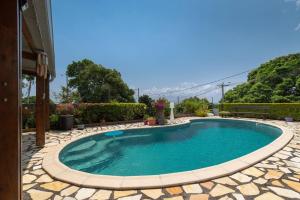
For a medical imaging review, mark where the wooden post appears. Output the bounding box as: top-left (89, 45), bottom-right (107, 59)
top-left (36, 75), bottom-right (46, 146)
top-left (45, 76), bottom-right (50, 131)
top-left (0, 1), bottom-right (22, 199)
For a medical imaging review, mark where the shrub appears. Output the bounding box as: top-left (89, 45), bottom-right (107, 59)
top-left (176, 97), bottom-right (209, 116)
top-left (56, 103), bottom-right (74, 115)
top-left (155, 100), bottom-right (165, 111)
top-left (139, 95), bottom-right (155, 116)
top-left (23, 114), bottom-right (35, 129)
top-left (76, 103), bottom-right (146, 123)
top-left (195, 109), bottom-right (208, 117)
top-left (155, 98), bottom-right (170, 117)
top-left (220, 103), bottom-right (300, 121)
top-left (50, 114), bottom-right (60, 129)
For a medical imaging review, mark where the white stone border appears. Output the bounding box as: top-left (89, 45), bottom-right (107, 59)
top-left (43, 118), bottom-right (294, 189)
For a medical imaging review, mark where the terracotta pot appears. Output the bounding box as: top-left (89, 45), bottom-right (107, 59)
top-left (148, 119), bottom-right (156, 126)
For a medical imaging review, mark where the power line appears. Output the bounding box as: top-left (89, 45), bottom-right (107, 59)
top-left (195, 82), bottom-right (242, 99)
top-left (196, 86), bottom-right (219, 97)
top-left (148, 69), bottom-right (251, 96)
top-left (165, 82), bottom-right (242, 101)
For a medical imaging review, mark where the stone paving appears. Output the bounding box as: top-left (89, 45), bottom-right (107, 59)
top-left (22, 118), bottom-right (300, 200)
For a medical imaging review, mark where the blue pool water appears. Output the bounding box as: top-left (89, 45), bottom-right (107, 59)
top-left (59, 119), bottom-right (281, 176)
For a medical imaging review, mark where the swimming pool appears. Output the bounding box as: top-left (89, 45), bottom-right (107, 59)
top-left (59, 119), bottom-right (282, 176)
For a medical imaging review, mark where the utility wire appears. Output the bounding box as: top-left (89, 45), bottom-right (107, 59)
top-left (177, 82), bottom-right (241, 100)
top-left (196, 82), bottom-right (241, 97)
top-left (148, 69), bottom-right (251, 96)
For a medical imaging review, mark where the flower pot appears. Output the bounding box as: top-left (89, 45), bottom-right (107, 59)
top-left (59, 115), bottom-right (74, 130)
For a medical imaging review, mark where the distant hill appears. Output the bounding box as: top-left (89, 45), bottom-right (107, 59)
top-left (223, 53), bottom-right (300, 103)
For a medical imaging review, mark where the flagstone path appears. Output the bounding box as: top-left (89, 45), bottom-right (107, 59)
top-left (22, 118), bottom-right (300, 200)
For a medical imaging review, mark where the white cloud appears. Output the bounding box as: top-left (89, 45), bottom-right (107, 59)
top-left (284, 0), bottom-right (300, 8)
top-left (141, 82), bottom-right (220, 101)
top-left (295, 23), bottom-right (300, 31)
top-left (284, 0), bottom-right (300, 31)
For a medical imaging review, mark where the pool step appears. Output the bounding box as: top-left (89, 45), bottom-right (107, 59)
top-left (63, 141), bottom-right (111, 164)
top-left (74, 151), bottom-right (114, 171)
top-left (80, 157), bottom-right (114, 173)
top-left (67, 140), bottom-right (97, 155)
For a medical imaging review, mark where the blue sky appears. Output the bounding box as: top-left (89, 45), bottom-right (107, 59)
top-left (51, 0), bottom-right (300, 102)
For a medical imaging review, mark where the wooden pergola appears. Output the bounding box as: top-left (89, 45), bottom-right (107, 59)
top-left (0, 0), bottom-right (55, 199)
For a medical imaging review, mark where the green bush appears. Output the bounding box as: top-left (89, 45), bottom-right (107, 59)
top-left (22, 100), bottom-right (56, 129)
top-left (220, 103), bottom-right (300, 121)
top-left (176, 97), bottom-right (209, 115)
top-left (23, 114), bottom-right (35, 129)
top-left (195, 109), bottom-right (208, 117)
top-left (50, 114), bottom-right (60, 129)
top-left (22, 104), bottom-right (35, 129)
top-left (76, 103), bottom-right (146, 123)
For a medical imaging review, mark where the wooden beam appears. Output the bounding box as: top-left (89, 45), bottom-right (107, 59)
top-left (22, 51), bottom-right (36, 61)
top-left (45, 76), bottom-right (50, 131)
top-left (36, 75), bottom-right (45, 146)
top-left (0, 1), bottom-right (22, 200)
top-left (22, 15), bottom-right (35, 52)
top-left (22, 69), bottom-right (37, 76)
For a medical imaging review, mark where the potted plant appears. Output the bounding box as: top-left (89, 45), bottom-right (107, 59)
top-left (147, 117), bottom-right (156, 126)
top-left (56, 103), bottom-right (74, 130)
top-left (155, 100), bottom-right (165, 125)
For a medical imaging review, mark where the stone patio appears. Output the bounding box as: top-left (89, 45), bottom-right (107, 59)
top-left (22, 118), bottom-right (300, 200)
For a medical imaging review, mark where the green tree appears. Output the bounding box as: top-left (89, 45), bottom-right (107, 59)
top-left (242, 83), bottom-right (272, 103)
top-left (223, 53), bottom-right (300, 103)
top-left (138, 95), bottom-right (155, 116)
top-left (223, 83), bottom-right (251, 103)
top-left (270, 78), bottom-right (298, 102)
top-left (176, 96), bottom-right (209, 114)
top-left (54, 86), bottom-right (80, 103)
top-left (66, 59), bottom-right (135, 103)
top-left (296, 77), bottom-right (300, 95)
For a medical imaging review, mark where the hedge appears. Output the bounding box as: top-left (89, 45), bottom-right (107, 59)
top-left (220, 103), bottom-right (300, 121)
top-left (75, 103), bottom-right (146, 124)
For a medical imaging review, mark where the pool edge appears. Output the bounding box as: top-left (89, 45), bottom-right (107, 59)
top-left (42, 118), bottom-right (294, 189)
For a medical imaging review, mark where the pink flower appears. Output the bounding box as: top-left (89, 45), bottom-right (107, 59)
top-left (56, 103), bottom-right (74, 115)
top-left (155, 100), bottom-right (165, 110)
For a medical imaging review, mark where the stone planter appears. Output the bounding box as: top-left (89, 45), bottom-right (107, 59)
top-left (59, 115), bottom-right (74, 130)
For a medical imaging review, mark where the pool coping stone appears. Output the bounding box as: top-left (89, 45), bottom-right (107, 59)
top-left (42, 117), bottom-right (294, 189)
